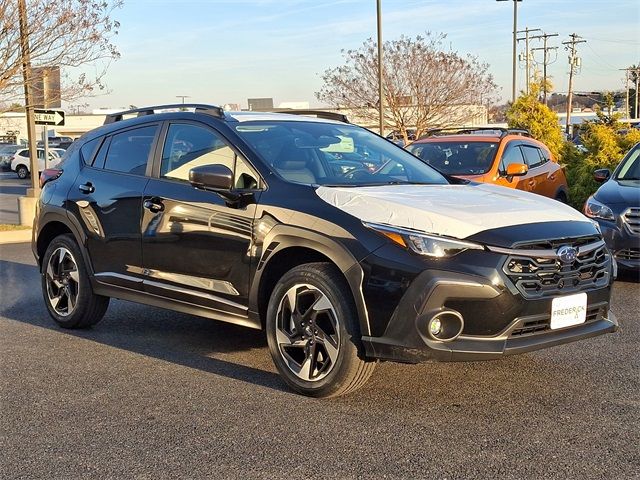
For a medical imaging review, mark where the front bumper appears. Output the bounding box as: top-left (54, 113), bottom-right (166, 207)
top-left (595, 216), bottom-right (639, 272)
top-left (361, 268), bottom-right (617, 364)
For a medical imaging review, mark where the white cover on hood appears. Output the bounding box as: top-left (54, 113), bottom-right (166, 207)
top-left (316, 183), bottom-right (590, 239)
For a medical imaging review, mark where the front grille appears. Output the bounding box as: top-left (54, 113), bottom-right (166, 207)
top-left (511, 306), bottom-right (602, 337)
top-left (615, 248), bottom-right (640, 261)
top-left (502, 237), bottom-right (610, 299)
top-left (623, 207), bottom-right (640, 235)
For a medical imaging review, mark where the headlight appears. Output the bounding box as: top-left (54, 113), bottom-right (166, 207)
top-left (364, 222), bottom-right (484, 258)
top-left (584, 196), bottom-right (614, 221)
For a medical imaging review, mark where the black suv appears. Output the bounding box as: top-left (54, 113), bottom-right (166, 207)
top-left (33, 104), bottom-right (618, 397)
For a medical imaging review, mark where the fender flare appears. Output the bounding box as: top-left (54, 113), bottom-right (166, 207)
top-left (249, 224), bottom-right (371, 336)
top-left (36, 208), bottom-right (94, 275)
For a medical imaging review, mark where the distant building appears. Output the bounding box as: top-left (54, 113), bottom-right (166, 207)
top-left (248, 98), bottom-right (274, 111)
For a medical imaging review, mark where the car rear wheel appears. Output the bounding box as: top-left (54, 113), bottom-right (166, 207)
top-left (266, 262), bottom-right (375, 398)
top-left (41, 234), bottom-right (109, 329)
top-left (555, 191), bottom-right (568, 203)
top-left (16, 165), bottom-right (29, 179)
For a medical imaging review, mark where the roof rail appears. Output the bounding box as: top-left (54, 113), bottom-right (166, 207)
top-left (420, 126), bottom-right (531, 139)
top-left (270, 109), bottom-right (350, 124)
top-left (103, 104), bottom-right (225, 125)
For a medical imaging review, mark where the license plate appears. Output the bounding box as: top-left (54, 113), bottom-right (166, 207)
top-left (550, 292), bottom-right (588, 330)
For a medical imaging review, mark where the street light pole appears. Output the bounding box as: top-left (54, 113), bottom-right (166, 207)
top-left (376, 0), bottom-right (384, 136)
top-left (176, 95), bottom-right (190, 105)
top-left (497, 0), bottom-right (522, 103)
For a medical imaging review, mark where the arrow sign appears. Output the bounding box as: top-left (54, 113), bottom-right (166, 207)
top-left (34, 109), bottom-right (65, 126)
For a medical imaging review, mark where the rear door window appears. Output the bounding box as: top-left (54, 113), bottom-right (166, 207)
top-left (104, 125), bottom-right (158, 175)
top-left (80, 137), bottom-right (102, 165)
top-left (521, 145), bottom-right (544, 169)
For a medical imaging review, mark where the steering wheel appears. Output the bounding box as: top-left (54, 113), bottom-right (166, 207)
top-left (339, 168), bottom-right (375, 180)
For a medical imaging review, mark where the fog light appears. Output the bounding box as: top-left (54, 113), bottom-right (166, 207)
top-left (429, 317), bottom-right (442, 336)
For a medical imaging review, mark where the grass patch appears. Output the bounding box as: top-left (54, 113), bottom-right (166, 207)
top-left (0, 224), bottom-right (30, 231)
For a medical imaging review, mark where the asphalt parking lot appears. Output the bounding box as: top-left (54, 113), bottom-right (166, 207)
top-left (0, 242), bottom-right (638, 479)
top-left (0, 173), bottom-right (28, 224)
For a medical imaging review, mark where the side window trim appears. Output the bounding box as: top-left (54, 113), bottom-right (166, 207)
top-left (156, 120), bottom-right (264, 190)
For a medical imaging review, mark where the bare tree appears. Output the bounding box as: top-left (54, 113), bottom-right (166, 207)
top-left (316, 33), bottom-right (497, 144)
top-left (0, 0), bottom-right (122, 109)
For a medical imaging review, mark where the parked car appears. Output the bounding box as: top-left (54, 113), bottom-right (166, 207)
top-left (10, 148), bottom-right (60, 178)
top-left (33, 105), bottom-right (617, 397)
top-left (406, 127), bottom-right (570, 202)
top-left (37, 136), bottom-right (74, 149)
top-left (584, 142), bottom-right (640, 273)
top-left (0, 144), bottom-right (22, 171)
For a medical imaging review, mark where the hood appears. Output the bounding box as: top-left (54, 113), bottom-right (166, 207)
top-left (316, 183), bottom-right (590, 239)
top-left (594, 179), bottom-right (640, 207)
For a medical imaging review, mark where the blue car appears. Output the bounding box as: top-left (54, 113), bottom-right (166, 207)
top-left (584, 143), bottom-right (640, 273)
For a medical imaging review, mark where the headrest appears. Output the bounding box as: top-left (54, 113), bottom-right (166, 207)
top-left (274, 144), bottom-right (309, 170)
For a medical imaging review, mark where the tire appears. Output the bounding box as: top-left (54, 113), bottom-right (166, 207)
top-left (555, 191), bottom-right (568, 204)
top-left (266, 262), bottom-right (375, 398)
top-left (16, 165), bottom-right (29, 179)
top-left (41, 234), bottom-right (109, 329)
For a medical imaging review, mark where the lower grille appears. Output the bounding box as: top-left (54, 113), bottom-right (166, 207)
top-left (511, 306), bottom-right (602, 337)
top-left (615, 248), bottom-right (640, 261)
top-left (623, 207), bottom-right (640, 235)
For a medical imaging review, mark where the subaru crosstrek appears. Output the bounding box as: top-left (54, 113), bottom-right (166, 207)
top-left (33, 105), bottom-right (618, 397)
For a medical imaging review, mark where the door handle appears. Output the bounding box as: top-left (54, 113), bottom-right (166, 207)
top-left (143, 199), bottom-right (164, 213)
top-left (528, 180), bottom-right (536, 187)
top-left (78, 182), bottom-right (94, 194)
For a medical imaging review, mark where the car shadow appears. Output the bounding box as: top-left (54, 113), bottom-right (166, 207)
top-left (0, 259), bottom-right (288, 393)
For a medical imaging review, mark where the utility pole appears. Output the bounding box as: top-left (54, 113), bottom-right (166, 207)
top-left (562, 33), bottom-right (586, 135)
top-left (621, 68), bottom-right (630, 119)
top-left (517, 27), bottom-right (541, 94)
top-left (531, 32), bottom-right (559, 105)
top-left (497, 0), bottom-right (523, 103)
top-left (633, 68), bottom-right (640, 120)
top-left (18, 0), bottom-right (39, 196)
top-left (376, 0), bottom-right (384, 136)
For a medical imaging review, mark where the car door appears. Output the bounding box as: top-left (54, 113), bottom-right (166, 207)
top-left (495, 141), bottom-right (536, 192)
top-left (140, 121), bottom-right (262, 318)
top-left (66, 124), bottom-right (160, 290)
top-left (520, 144), bottom-right (550, 196)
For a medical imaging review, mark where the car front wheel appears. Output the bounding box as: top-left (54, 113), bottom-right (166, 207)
top-left (266, 262), bottom-right (375, 398)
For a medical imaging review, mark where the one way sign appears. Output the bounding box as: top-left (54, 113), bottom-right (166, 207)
top-left (34, 109), bottom-right (65, 126)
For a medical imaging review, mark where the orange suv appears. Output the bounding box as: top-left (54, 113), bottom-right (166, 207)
top-left (406, 128), bottom-right (569, 202)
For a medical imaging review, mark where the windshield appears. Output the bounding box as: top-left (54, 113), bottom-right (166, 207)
top-left (234, 121), bottom-right (448, 186)
top-left (406, 141), bottom-right (499, 175)
top-left (616, 144), bottom-right (640, 180)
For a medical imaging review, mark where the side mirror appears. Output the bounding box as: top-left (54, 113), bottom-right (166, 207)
top-left (506, 163), bottom-right (528, 177)
top-left (189, 164), bottom-right (233, 190)
top-left (593, 168), bottom-right (611, 183)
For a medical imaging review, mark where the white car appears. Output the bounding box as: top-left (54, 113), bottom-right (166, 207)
top-left (11, 148), bottom-right (61, 179)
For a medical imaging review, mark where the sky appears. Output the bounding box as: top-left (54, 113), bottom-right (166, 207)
top-left (80, 0), bottom-right (640, 111)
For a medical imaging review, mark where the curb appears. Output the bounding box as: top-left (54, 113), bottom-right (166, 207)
top-left (0, 228), bottom-right (32, 245)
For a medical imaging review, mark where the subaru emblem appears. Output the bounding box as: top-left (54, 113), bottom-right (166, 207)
top-left (557, 245), bottom-right (578, 264)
